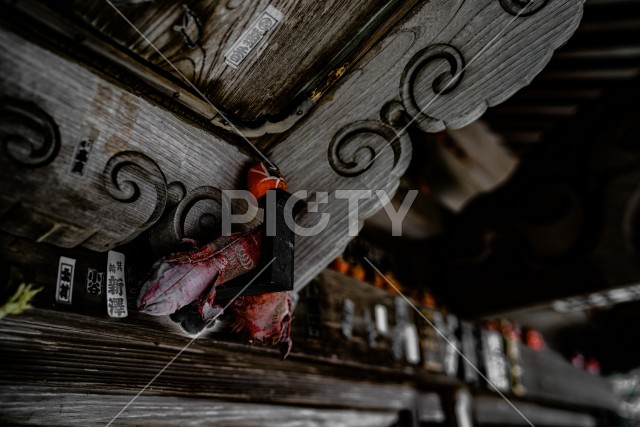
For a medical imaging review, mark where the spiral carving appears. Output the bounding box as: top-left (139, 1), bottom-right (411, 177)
top-left (499, 0), bottom-right (548, 17)
top-left (0, 98), bottom-right (60, 168)
top-left (400, 44), bottom-right (465, 133)
top-left (174, 185), bottom-right (224, 238)
top-left (149, 185), bottom-right (225, 253)
top-left (102, 151), bottom-right (168, 237)
top-left (327, 120), bottom-right (410, 177)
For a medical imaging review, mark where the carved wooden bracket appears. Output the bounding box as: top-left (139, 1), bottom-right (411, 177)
top-left (0, 28), bottom-right (252, 251)
top-left (0, 0), bottom-right (583, 292)
top-left (272, 0), bottom-right (583, 288)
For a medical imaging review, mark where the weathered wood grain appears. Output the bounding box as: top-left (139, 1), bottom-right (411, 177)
top-left (0, 272), bottom-right (618, 424)
top-left (271, 0), bottom-right (584, 289)
top-left (0, 239), bottom-right (617, 421)
top-left (0, 27), bottom-right (252, 251)
top-left (0, 0), bottom-right (584, 294)
top-left (474, 395), bottom-right (597, 427)
top-left (0, 388), bottom-right (400, 427)
top-left (65, 0), bottom-right (405, 123)
top-left (0, 308), bottom-right (420, 408)
top-left (0, 235), bottom-right (456, 379)
top-left (0, 25), bottom-right (391, 293)
top-left (5, 0), bottom-right (583, 140)
top-left (519, 346), bottom-right (618, 410)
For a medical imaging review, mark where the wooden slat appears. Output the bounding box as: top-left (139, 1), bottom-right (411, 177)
top-left (474, 395), bottom-right (597, 427)
top-left (519, 347), bottom-right (618, 410)
top-left (537, 68), bottom-right (640, 80)
top-left (485, 105), bottom-right (579, 117)
top-left (566, 30), bottom-right (640, 48)
top-left (0, 386), bottom-right (399, 426)
top-left (545, 56), bottom-right (640, 72)
top-left (555, 46), bottom-right (640, 59)
top-left (578, 18), bottom-right (640, 32)
top-left (583, 0), bottom-right (640, 21)
top-left (0, 308), bottom-right (419, 410)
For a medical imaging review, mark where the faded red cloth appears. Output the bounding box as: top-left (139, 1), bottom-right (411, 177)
top-left (137, 228), bottom-right (262, 316)
top-left (137, 228), bottom-right (292, 356)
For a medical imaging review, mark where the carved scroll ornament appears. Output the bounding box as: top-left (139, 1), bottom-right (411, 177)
top-left (102, 150), bottom-right (169, 245)
top-left (328, 119), bottom-right (411, 178)
top-left (0, 98), bottom-right (60, 168)
top-left (149, 185), bottom-right (224, 254)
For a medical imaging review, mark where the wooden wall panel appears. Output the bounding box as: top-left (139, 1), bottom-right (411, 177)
top-left (64, 0), bottom-right (405, 124)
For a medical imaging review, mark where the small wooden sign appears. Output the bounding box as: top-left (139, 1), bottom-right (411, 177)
top-left (481, 328), bottom-right (510, 392)
top-left (106, 251), bottom-right (127, 318)
top-left (55, 256), bottom-right (75, 304)
top-left (225, 5), bottom-right (283, 69)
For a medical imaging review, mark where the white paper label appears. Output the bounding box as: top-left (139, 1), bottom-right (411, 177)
top-left (341, 298), bottom-right (355, 338)
top-left (404, 324), bottom-right (420, 364)
top-left (56, 256), bottom-right (75, 304)
top-left (106, 251), bottom-right (128, 318)
top-left (374, 304), bottom-right (389, 335)
top-left (483, 329), bottom-right (510, 392)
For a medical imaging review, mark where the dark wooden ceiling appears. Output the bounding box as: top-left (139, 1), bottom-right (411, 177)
top-left (482, 0), bottom-right (640, 155)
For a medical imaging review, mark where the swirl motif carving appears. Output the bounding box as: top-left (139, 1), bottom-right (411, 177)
top-left (400, 44), bottom-right (465, 133)
top-left (102, 151), bottom-right (168, 241)
top-left (327, 120), bottom-right (411, 178)
top-left (0, 98), bottom-right (60, 167)
top-left (149, 185), bottom-right (225, 253)
top-left (499, 0), bottom-right (548, 17)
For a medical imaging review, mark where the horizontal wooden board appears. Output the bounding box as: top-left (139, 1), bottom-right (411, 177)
top-left (475, 395), bottom-right (597, 427)
top-left (519, 345), bottom-right (618, 410)
top-left (0, 308), bottom-right (419, 408)
top-left (0, 387), bottom-right (400, 426)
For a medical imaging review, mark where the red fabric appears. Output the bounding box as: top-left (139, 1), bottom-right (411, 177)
top-left (137, 161), bottom-right (293, 357)
top-left (137, 227), bottom-right (293, 357)
top-left (137, 228), bottom-right (262, 316)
